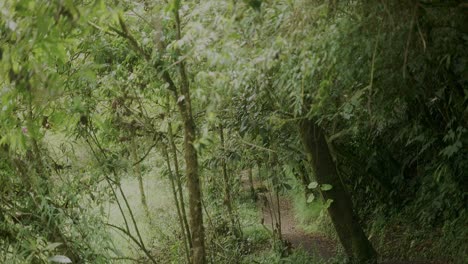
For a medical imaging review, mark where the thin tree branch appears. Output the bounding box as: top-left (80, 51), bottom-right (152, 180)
top-left (132, 142), bottom-right (157, 166)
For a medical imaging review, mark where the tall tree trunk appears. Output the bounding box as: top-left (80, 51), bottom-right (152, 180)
top-left (174, 6), bottom-right (206, 264)
top-left (299, 119), bottom-right (377, 264)
top-left (114, 6), bottom-right (205, 261)
top-left (177, 95), bottom-right (205, 264)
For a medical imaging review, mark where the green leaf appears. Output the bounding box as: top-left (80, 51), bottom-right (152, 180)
top-left (282, 183), bottom-right (292, 191)
top-left (306, 193), bottom-right (315, 203)
top-left (323, 199), bottom-right (334, 209)
top-left (440, 140), bottom-right (462, 158)
top-left (49, 255), bottom-right (72, 263)
top-left (45, 242), bottom-right (62, 251)
top-left (308, 181), bottom-right (318, 189)
top-left (320, 184), bottom-right (333, 191)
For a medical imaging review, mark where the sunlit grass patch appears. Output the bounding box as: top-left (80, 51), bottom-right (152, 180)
top-left (105, 175), bottom-right (179, 261)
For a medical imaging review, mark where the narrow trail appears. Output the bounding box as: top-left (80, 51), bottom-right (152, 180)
top-left (241, 175), bottom-right (451, 264)
top-left (257, 193), bottom-right (451, 264)
top-left (240, 173), bottom-right (336, 260)
top-left (258, 193), bottom-right (336, 260)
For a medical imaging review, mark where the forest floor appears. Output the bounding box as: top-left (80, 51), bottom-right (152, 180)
top-left (241, 175), bottom-right (452, 264)
top-left (258, 193), bottom-right (337, 260)
top-left (240, 174), bottom-right (337, 261)
top-left (257, 193), bottom-right (452, 264)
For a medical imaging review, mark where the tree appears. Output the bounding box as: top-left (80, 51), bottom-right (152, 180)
top-left (300, 119), bottom-right (377, 263)
top-left (184, 1), bottom-right (379, 262)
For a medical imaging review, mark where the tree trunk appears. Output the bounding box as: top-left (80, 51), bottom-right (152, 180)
top-left (299, 119), bottom-right (377, 264)
top-left (130, 136), bottom-right (149, 215)
top-left (168, 121), bottom-right (192, 248)
top-left (174, 71), bottom-right (205, 263)
top-left (174, 7), bottom-right (206, 263)
top-left (162, 143), bottom-right (191, 264)
top-left (178, 99), bottom-right (205, 264)
top-left (219, 124), bottom-right (240, 237)
top-left (248, 167), bottom-right (256, 200)
top-left (297, 162), bottom-right (311, 200)
top-left (275, 189), bottom-right (282, 241)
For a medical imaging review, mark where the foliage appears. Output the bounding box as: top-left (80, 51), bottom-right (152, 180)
top-left (1, 0), bottom-right (466, 263)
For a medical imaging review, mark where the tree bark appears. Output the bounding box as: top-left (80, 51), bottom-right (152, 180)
top-left (299, 119), bottom-right (377, 264)
top-left (174, 6), bottom-right (206, 263)
top-left (178, 97), bottom-right (205, 264)
top-left (297, 162), bottom-right (312, 200)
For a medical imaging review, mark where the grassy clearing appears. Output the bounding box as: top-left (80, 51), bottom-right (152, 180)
top-left (105, 173), bottom-right (182, 262)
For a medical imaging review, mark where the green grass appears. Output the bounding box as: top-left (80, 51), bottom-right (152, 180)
top-left (106, 174), bottom-right (182, 262)
top-left (290, 189), bottom-right (336, 239)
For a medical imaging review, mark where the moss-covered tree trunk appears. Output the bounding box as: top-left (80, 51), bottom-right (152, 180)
top-left (299, 119), bottom-right (377, 264)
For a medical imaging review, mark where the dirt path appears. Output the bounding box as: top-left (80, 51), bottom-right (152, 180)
top-left (257, 193), bottom-right (452, 264)
top-left (257, 193), bottom-right (336, 260)
top-left (238, 172), bottom-right (336, 260)
top-left (241, 174), bottom-right (450, 264)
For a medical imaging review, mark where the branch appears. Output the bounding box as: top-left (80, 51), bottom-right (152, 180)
top-left (106, 223), bottom-right (143, 248)
top-left (108, 24), bottom-right (150, 61)
top-left (109, 15), bottom-right (178, 95)
top-left (87, 21), bottom-right (118, 36)
top-left (132, 142), bottom-right (157, 166)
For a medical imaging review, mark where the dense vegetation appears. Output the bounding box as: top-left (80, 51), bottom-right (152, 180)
top-left (0, 0), bottom-right (466, 263)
